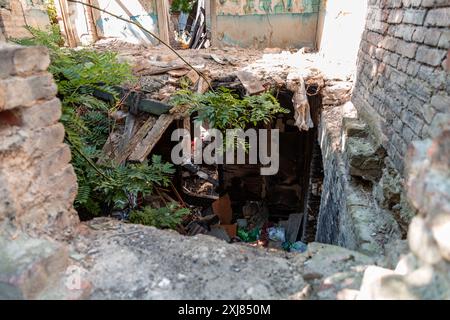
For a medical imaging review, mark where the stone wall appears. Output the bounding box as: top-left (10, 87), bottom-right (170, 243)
top-left (352, 0), bottom-right (450, 175)
top-left (0, 0), bottom-right (50, 39)
top-left (0, 42), bottom-right (79, 239)
top-left (316, 99), bottom-right (404, 255)
top-left (358, 127), bottom-right (450, 299)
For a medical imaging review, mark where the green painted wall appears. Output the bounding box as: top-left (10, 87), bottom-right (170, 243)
top-left (216, 0), bottom-right (321, 48)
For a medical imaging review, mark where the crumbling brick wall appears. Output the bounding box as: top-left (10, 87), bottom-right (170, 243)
top-left (358, 127), bottom-right (450, 299)
top-left (0, 42), bottom-right (79, 238)
top-left (0, 0), bottom-right (50, 39)
top-left (352, 0), bottom-right (450, 175)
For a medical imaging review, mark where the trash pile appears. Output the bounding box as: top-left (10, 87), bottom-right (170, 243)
top-left (87, 42), bottom-right (322, 254)
top-left (172, 0), bottom-right (209, 49)
top-left (181, 193), bottom-right (308, 254)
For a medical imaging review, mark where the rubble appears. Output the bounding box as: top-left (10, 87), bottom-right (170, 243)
top-left (56, 217), bottom-right (378, 300)
top-left (2, 0), bottom-right (448, 300)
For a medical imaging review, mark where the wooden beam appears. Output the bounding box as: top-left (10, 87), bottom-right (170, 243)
top-left (128, 114), bottom-right (175, 162)
top-left (55, 0), bottom-right (79, 47)
top-left (117, 113), bottom-right (137, 155)
top-left (84, 0), bottom-right (99, 42)
top-left (209, 0), bottom-right (218, 47)
top-left (156, 0), bottom-right (170, 45)
top-left (112, 115), bottom-right (158, 165)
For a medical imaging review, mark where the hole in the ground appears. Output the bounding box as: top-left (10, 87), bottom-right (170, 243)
top-left (169, 83), bottom-right (325, 248)
top-left (78, 79), bottom-right (325, 252)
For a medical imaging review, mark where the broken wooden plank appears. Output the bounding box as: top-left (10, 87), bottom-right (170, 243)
top-left (212, 194), bottom-right (232, 225)
top-left (99, 131), bottom-right (122, 163)
top-left (137, 98), bottom-right (172, 115)
top-left (128, 113), bottom-right (175, 162)
top-left (93, 89), bottom-right (172, 116)
top-left (139, 65), bottom-right (188, 76)
top-left (286, 213), bottom-right (304, 243)
top-left (117, 113), bottom-right (136, 155)
top-left (236, 70), bottom-right (265, 95)
top-left (167, 68), bottom-right (190, 77)
top-left (112, 115), bottom-right (158, 165)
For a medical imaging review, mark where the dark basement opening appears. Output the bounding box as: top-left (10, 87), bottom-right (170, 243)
top-left (76, 75), bottom-right (326, 250)
top-left (169, 76), bottom-right (325, 247)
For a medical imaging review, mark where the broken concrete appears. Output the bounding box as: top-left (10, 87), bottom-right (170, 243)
top-left (65, 218), bottom-right (375, 300)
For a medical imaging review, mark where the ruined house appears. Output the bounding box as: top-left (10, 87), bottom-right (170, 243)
top-left (0, 0), bottom-right (449, 300)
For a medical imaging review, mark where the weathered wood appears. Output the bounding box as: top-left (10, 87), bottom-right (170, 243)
top-left (117, 113), bottom-right (136, 155)
top-left (209, 0), bottom-right (218, 46)
top-left (93, 89), bottom-right (172, 116)
top-left (137, 98), bottom-right (172, 115)
top-left (99, 131), bottom-right (121, 163)
top-left (236, 70), bottom-right (265, 95)
top-left (167, 69), bottom-right (190, 77)
top-left (128, 114), bottom-right (175, 162)
top-left (55, 0), bottom-right (78, 47)
top-left (156, 0), bottom-right (170, 45)
top-left (138, 65), bottom-right (188, 76)
top-left (286, 213), bottom-right (304, 243)
top-left (112, 115), bottom-right (158, 165)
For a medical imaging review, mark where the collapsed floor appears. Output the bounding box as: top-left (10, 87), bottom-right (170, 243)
top-left (0, 43), bottom-right (383, 299)
top-left (1, 35), bottom-right (449, 299)
top-left (90, 40), bottom-right (340, 241)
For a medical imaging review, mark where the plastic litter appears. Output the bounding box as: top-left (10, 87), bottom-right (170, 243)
top-left (237, 227), bottom-right (260, 242)
top-left (268, 227), bottom-right (286, 243)
top-left (290, 241), bottom-right (308, 253)
top-left (236, 219), bottom-right (248, 229)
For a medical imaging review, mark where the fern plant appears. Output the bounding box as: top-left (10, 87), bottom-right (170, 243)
top-left (170, 0), bottom-right (194, 13)
top-left (170, 87), bottom-right (288, 153)
top-left (129, 203), bottom-right (190, 229)
top-left (13, 27), bottom-right (178, 222)
top-left (170, 87), bottom-right (289, 131)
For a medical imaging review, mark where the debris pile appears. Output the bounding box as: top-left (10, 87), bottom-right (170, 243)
top-left (88, 40), bottom-right (354, 252)
top-left (180, 192), bottom-right (308, 254)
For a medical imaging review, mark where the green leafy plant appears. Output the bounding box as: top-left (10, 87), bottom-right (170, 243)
top-left (169, 87), bottom-right (289, 130)
top-left (170, 87), bottom-right (288, 153)
top-left (12, 24), bottom-right (63, 51)
top-left (46, 0), bottom-right (59, 25)
top-left (94, 156), bottom-right (175, 210)
top-left (13, 27), bottom-right (176, 218)
top-left (129, 203), bottom-right (190, 229)
top-left (171, 0), bottom-right (194, 13)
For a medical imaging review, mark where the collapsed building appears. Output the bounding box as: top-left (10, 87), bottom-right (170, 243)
top-left (0, 0), bottom-right (449, 300)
